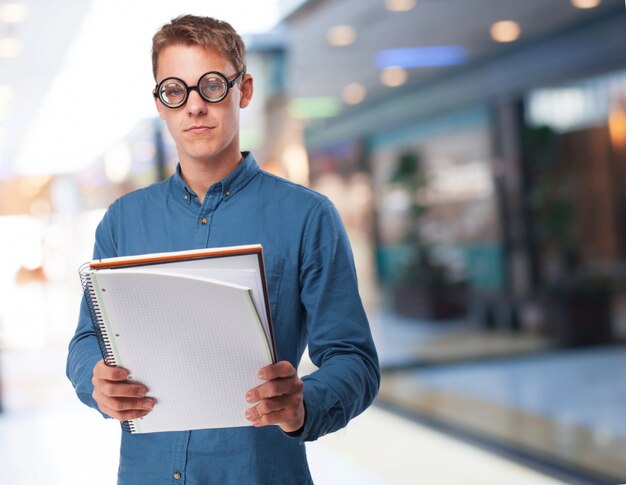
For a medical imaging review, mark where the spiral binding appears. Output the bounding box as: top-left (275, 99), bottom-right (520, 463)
top-left (121, 420), bottom-right (138, 433)
top-left (79, 263), bottom-right (118, 367)
top-left (80, 263), bottom-right (138, 432)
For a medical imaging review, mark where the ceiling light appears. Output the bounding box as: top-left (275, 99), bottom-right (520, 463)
top-left (0, 37), bottom-right (21, 57)
top-left (490, 20), bottom-right (522, 43)
top-left (341, 83), bottom-right (366, 105)
top-left (380, 66), bottom-right (407, 87)
top-left (0, 3), bottom-right (29, 23)
top-left (327, 25), bottom-right (356, 47)
top-left (376, 45), bottom-right (467, 69)
top-left (384, 0), bottom-right (416, 12)
top-left (570, 0), bottom-right (601, 8)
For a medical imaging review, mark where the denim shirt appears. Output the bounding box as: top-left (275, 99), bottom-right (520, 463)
top-left (66, 152), bottom-right (380, 484)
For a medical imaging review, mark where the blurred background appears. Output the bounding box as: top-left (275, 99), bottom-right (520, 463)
top-left (1, 0), bottom-right (625, 483)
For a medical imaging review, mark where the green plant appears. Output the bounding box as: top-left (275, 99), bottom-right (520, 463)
top-left (388, 151), bottom-right (451, 286)
top-left (525, 126), bottom-right (579, 280)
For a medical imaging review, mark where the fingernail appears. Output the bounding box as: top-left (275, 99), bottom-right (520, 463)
top-left (245, 393), bottom-right (254, 403)
top-left (245, 409), bottom-right (256, 420)
top-left (136, 389), bottom-right (146, 397)
top-left (257, 372), bottom-right (265, 379)
top-left (143, 399), bottom-right (154, 410)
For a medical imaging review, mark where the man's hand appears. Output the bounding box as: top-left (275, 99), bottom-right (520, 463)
top-left (92, 359), bottom-right (155, 421)
top-left (245, 361), bottom-right (305, 433)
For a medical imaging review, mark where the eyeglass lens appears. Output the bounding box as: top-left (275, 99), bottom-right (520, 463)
top-left (158, 72), bottom-right (231, 108)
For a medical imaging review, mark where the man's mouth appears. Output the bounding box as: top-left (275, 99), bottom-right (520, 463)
top-left (185, 125), bottom-right (213, 133)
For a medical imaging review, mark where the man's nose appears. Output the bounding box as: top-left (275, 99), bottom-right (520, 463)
top-left (186, 88), bottom-right (207, 115)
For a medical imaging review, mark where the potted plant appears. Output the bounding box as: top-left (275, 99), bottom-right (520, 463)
top-left (388, 151), bottom-right (466, 319)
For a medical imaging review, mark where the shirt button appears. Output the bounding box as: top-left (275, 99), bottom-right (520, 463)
top-left (224, 190), bottom-right (231, 197)
top-left (201, 217), bottom-right (208, 225)
top-left (173, 471), bottom-right (182, 480)
top-left (183, 194), bottom-right (189, 201)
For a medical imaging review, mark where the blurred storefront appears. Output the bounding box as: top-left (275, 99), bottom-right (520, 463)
top-left (371, 107), bottom-right (503, 322)
top-left (524, 69), bottom-right (626, 347)
top-left (283, 0), bottom-right (626, 481)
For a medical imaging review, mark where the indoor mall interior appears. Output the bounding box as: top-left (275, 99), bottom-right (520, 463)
top-left (1, 0), bottom-right (625, 483)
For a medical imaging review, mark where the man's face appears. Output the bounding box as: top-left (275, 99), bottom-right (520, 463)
top-left (154, 44), bottom-right (252, 167)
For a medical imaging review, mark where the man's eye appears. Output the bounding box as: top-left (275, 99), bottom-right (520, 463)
top-left (166, 88), bottom-right (184, 97)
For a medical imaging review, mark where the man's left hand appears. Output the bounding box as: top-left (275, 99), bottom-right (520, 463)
top-left (245, 361), bottom-right (305, 433)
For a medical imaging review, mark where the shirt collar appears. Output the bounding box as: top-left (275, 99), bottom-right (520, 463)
top-left (218, 151), bottom-right (260, 197)
top-left (171, 151), bottom-right (260, 199)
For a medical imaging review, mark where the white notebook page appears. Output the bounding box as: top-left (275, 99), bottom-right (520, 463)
top-left (91, 269), bottom-right (273, 433)
top-left (120, 253), bottom-right (272, 350)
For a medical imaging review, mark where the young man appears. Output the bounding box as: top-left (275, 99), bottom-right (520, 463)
top-left (67, 14), bottom-right (379, 484)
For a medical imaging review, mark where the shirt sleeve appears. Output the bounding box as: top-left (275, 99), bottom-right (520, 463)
top-left (289, 197), bottom-right (380, 442)
top-left (66, 203), bottom-right (119, 417)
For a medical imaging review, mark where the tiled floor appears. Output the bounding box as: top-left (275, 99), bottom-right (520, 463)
top-left (370, 309), bottom-right (550, 368)
top-left (408, 347), bottom-right (626, 438)
top-left (379, 346), bottom-right (626, 482)
top-left (0, 284), bottom-right (569, 485)
top-left (0, 346), bottom-right (568, 485)
top-left (0, 264), bottom-right (584, 484)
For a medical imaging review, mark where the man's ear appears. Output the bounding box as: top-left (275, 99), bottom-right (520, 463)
top-left (239, 74), bottom-right (254, 109)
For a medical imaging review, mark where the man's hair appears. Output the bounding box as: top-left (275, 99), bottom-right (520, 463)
top-left (151, 14), bottom-right (246, 80)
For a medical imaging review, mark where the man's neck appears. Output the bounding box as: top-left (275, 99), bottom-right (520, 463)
top-left (179, 154), bottom-right (244, 204)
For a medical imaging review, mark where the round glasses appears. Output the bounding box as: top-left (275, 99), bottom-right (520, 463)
top-left (154, 70), bottom-right (244, 108)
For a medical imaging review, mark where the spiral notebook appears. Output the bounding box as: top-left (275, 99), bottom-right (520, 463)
top-left (79, 244), bottom-right (275, 434)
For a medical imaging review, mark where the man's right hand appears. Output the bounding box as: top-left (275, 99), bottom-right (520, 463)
top-left (92, 359), bottom-right (155, 421)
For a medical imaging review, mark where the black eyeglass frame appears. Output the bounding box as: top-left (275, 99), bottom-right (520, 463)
top-left (153, 70), bottom-right (244, 108)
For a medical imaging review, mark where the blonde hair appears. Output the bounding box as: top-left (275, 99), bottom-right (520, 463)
top-left (151, 15), bottom-right (246, 80)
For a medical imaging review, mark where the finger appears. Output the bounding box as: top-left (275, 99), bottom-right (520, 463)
top-left (95, 380), bottom-right (149, 399)
top-left (246, 376), bottom-right (303, 403)
top-left (95, 394), bottom-right (155, 414)
top-left (245, 391), bottom-right (303, 423)
top-left (93, 360), bottom-right (130, 381)
top-left (252, 395), bottom-right (291, 416)
top-left (257, 361), bottom-right (296, 381)
top-left (251, 410), bottom-right (283, 426)
top-left (247, 404), bottom-right (303, 431)
top-left (99, 402), bottom-right (153, 422)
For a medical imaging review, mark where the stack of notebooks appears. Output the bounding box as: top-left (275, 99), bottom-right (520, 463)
top-left (80, 244), bottom-right (275, 434)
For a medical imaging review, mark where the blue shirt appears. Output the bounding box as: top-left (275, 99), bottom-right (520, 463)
top-left (66, 152), bottom-right (380, 484)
